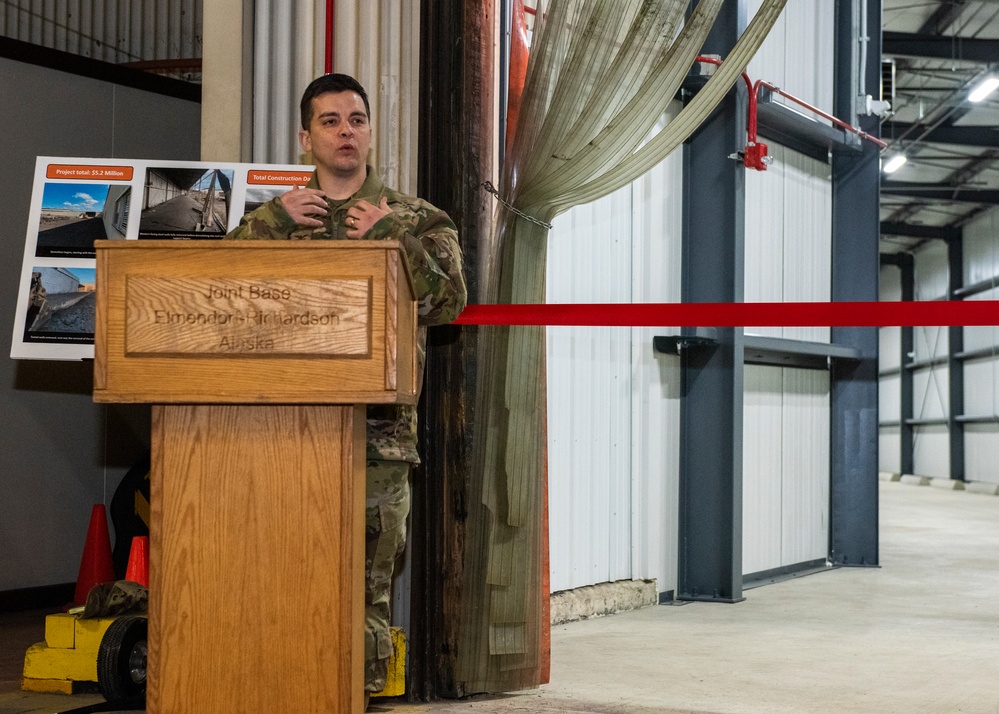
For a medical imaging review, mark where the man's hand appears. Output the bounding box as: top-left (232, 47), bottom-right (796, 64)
top-left (280, 186), bottom-right (328, 227)
top-left (346, 197), bottom-right (392, 239)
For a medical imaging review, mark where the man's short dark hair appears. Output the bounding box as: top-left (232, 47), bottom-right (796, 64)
top-left (300, 73), bottom-right (371, 129)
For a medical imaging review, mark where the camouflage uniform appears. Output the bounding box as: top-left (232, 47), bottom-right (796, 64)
top-left (226, 167), bottom-right (466, 692)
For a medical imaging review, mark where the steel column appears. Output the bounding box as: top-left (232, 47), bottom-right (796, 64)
top-left (948, 237), bottom-right (965, 481)
top-left (899, 254), bottom-right (914, 475)
top-left (830, 0), bottom-right (880, 567)
top-left (678, 0), bottom-right (746, 603)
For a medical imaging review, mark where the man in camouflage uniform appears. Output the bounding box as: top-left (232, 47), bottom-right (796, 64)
top-left (226, 73), bottom-right (467, 704)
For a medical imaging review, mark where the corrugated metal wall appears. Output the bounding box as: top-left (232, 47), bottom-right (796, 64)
top-left (878, 208), bottom-right (999, 486)
top-left (548, 0), bottom-right (840, 591)
top-left (741, 0), bottom-right (833, 575)
top-left (0, 0), bottom-right (202, 66)
top-left (962, 209), bottom-right (999, 484)
top-left (546, 112), bottom-right (683, 595)
top-left (251, 0), bottom-right (420, 195)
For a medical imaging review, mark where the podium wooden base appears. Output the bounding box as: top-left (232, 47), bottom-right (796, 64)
top-left (147, 404), bottom-right (366, 714)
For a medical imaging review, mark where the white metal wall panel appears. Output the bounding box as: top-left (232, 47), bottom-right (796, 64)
top-left (961, 210), bottom-right (999, 482)
top-left (781, 369), bottom-right (829, 565)
top-left (912, 364), bottom-right (948, 421)
top-left (881, 263), bottom-right (902, 300)
top-left (879, 265), bottom-right (902, 372)
top-left (547, 138), bottom-right (683, 594)
top-left (742, 365), bottom-right (784, 574)
top-left (966, 426), bottom-right (999, 485)
top-left (880, 326), bottom-right (901, 373)
top-left (744, 0), bottom-right (832, 344)
top-left (741, 0), bottom-right (832, 577)
top-left (628, 144), bottom-right (683, 595)
top-left (963, 211), bottom-right (999, 354)
top-left (963, 208), bottom-right (999, 287)
top-left (743, 365), bottom-right (830, 574)
top-left (779, 150), bottom-right (831, 344)
top-left (880, 373), bottom-right (900, 418)
top-left (879, 426), bottom-right (901, 474)
top-left (548, 187), bottom-right (634, 592)
top-left (913, 324), bottom-right (950, 364)
top-left (914, 241), bottom-right (949, 301)
top-left (964, 287), bottom-right (999, 353)
top-left (964, 359), bottom-right (999, 417)
top-left (0, 0), bottom-right (202, 65)
top-left (744, 150), bottom-right (785, 340)
top-left (963, 289), bottom-right (999, 429)
top-left (744, 147), bottom-right (832, 339)
top-left (912, 425), bottom-right (950, 479)
top-left (747, 0), bottom-right (832, 110)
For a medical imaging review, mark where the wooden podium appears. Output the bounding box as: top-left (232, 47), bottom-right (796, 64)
top-left (93, 240), bottom-right (418, 714)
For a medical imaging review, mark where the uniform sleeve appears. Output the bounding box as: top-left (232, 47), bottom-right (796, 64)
top-left (368, 204), bottom-right (468, 326)
top-left (224, 197), bottom-right (299, 240)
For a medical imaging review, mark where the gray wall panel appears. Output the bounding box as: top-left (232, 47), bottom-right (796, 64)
top-left (0, 55), bottom-right (199, 592)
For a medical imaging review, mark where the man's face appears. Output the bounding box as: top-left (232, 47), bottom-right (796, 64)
top-left (299, 90), bottom-right (371, 179)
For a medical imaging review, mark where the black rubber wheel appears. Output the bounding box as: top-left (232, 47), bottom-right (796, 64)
top-left (97, 615), bottom-right (148, 702)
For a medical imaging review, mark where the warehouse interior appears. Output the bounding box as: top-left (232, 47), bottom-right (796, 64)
top-left (1, 0), bottom-right (997, 712)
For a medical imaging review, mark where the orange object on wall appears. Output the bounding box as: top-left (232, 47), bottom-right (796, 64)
top-left (505, 0), bottom-right (530, 153)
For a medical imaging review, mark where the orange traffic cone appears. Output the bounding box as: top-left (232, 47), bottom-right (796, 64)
top-left (124, 536), bottom-right (149, 588)
top-left (74, 504), bottom-right (116, 606)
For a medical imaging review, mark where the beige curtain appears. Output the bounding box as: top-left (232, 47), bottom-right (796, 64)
top-left (457, 0), bottom-right (788, 693)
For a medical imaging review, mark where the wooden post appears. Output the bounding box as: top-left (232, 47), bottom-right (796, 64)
top-left (414, 0), bottom-right (496, 699)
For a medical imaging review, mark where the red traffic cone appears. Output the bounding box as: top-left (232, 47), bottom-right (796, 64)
top-left (74, 504), bottom-right (116, 606)
top-left (124, 536), bottom-right (149, 588)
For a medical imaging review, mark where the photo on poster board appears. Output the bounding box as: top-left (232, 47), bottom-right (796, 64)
top-left (138, 167), bottom-right (235, 239)
top-left (35, 182), bottom-right (132, 258)
top-left (21, 266), bottom-right (96, 345)
top-left (243, 185), bottom-right (294, 214)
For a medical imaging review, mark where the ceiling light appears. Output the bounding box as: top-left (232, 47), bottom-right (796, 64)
top-left (883, 154), bottom-right (907, 174)
top-left (968, 76), bottom-right (999, 103)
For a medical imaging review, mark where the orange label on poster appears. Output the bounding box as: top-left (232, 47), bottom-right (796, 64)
top-left (46, 164), bottom-right (134, 181)
top-left (246, 170), bottom-right (314, 186)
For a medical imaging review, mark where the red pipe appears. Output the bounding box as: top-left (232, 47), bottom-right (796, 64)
top-left (693, 54), bottom-right (886, 171)
top-left (325, 0), bottom-right (334, 74)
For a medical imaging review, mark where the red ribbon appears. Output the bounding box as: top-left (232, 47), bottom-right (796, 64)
top-left (453, 301), bottom-right (999, 327)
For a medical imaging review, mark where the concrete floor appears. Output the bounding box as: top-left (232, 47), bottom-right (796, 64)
top-left (2, 479), bottom-right (997, 714)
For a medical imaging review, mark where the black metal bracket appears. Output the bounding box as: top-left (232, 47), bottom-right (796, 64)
top-left (653, 334), bottom-right (719, 355)
top-left (654, 333), bottom-right (862, 370)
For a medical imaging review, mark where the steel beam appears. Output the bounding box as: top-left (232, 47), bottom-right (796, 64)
top-left (830, 0), bottom-right (880, 568)
top-left (883, 31), bottom-right (999, 63)
top-left (883, 122), bottom-right (999, 148)
top-left (881, 182), bottom-right (999, 205)
top-left (756, 98), bottom-right (860, 162)
top-left (917, 0), bottom-right (969, 35)
top-left (678, 0), bottom-right (746, 604)
top-left (880, 222), bottom-right (960, 240)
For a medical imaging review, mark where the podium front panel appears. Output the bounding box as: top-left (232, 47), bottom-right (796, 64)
top-left (94, 240), bottom-right (417, 405)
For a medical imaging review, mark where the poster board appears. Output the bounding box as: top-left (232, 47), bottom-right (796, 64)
top-left (10, 156), bottom-right (315, 360)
